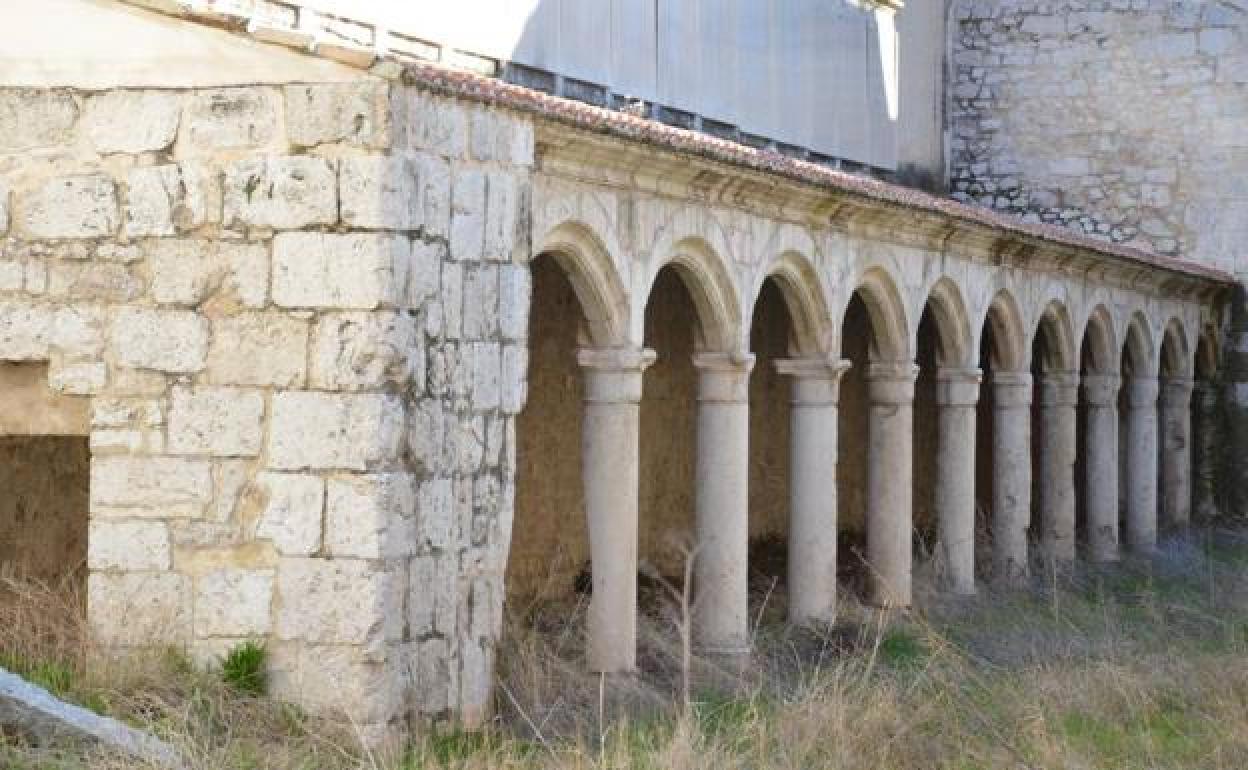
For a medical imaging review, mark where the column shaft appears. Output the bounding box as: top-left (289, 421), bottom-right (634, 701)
top-left (865, 362), bottom-right (918, 607)
top-left (992, 372), bottom-right (1032, 584)
top-left (1083, 374), bottom-right (1121, 562)
top-left (934, 368), bottom-right (981, 595)
top-left (1193, 383), bottom-right (1219, 521)
top-left (776, 358), bottom-right (850, 625)
top-left (1125, 376), bottom-right (1160, 552)
top-left (693, 353), bottom-right (754, 656)
top-left (1038, 373), bottom-right (1078, 566)
top-left (578, 348), bottom-right (655, 673)
top-left (1161, 378), bottom-right (1194, 531)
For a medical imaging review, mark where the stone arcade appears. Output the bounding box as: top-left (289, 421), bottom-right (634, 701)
top-left (0, 0), bottom-right (1239, 745)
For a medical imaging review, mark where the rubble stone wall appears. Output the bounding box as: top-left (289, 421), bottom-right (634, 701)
top-left (0, 79), bottom-right (532, 738)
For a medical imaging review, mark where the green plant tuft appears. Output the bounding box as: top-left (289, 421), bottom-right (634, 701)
top-left (220, 640), bottom-right (268, 696)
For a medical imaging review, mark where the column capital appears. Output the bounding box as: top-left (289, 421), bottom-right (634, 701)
top-left (1038, 370), bottom-right (1080, 407)
top-left (1125, 375), bottom-right (1160, 408)
top-left (1083, 373), bottom-right (1121, 406)
top-left (693, 351), bottom-right (756, 403)
top-left (865, 361), bottom-right (918, 405)
top-left (991, 371), bottom-right (1032, 408)
top-left (775, 357), bottom-right (852, 407)
top-left (1161, 376), bottom-right (1195, 408)
top-left (577, 347), bottom-right (657, 404)
top-left (935, 367), bottom-right (982, 407)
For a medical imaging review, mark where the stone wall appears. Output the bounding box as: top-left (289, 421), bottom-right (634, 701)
top-left (0, 79), bottom-right (533, 738)
top-left (949, 0), bottom-right (1248, 514)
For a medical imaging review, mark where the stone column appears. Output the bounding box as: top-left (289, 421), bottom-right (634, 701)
top-left (1125, 376), bottom-right (1160, 552)
top-left (1083, 374), bottom-right (1121, 562)
top-left (775, 357), bottom-right (851, 625)
top-left (577, 347), bottom-right (656, 673)
top-left (864, 362), bottom-right (918, 607)
top-left (1037, 371), bottom-right (1079, 566)
top-left (1192, 382), bottom-right (1219, 522)
top-left (934, 367), bottom-right (982, 596)
top-left (692, 352), bottom-right (755, 657)
top-left (991, 371), bottom-right (1032, 584)
top-left (1160, 377), bottom-right (1194, 532)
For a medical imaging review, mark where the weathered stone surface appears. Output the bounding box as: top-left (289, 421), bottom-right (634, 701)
top-left (0, 667), bottom-right (183, 768)
top-left (285, 82), bottom-right (389, 148)
top-left (449, 168), bottom-right (486, 259)
top-left (195, 569), bottom-right (274, 637)
top-left (168, 386), bottom-right (265, 456)
top-left (87, 520), bottom-right (170, 571)
top-left (89, 572), bottom-right (191, 646)
top-left (325, 474), bottom-right (417, 559)
top-left (124, 164), bottom-right (212, 237)
top-left (223, 156), bottom-right (337, 229)
top-left (268, 391), bottom-right (404, 471)
top-left (409, 551), bottom-right (456, 636)
top-left (498, 264), bottom-right (530, 342)
top-left (310, 311), bottom-right (421, 391)
top-left (484, 171), bottom-right (522, 261)
top-left (404, 88), bottom-right (467, 158)
top-left (19, 175), bottom-right (118, 239)
top-left (83, 90), bottom-right (180, 153)
top-left (462, 265), bottom-right (498, 340)
top-left (205, 313), bottom-right (307, 387)
top-left (0, 90), bottom-right (77, 151)
top-left (268, 643), bottom-right (406, 725)
top-left (182, 87), bottom-right (279, 150)
top-left (470, 106), bottom-right (534, 167)
top-left (90, 456), bottom-right (213, 518)
top-left (111, 308), bottom-right (208, 373)
top-left (148, 240), bottom-right (267, 309)
top-left (254, 472), bottom-right (324, 556)
top-left (272, 233), bottom-right (409, 309)
top-left (470, 342), bottom-right (501, 411)
top-left (274, 558), bottom-right (396, 645)
top-left (46, 262), bottom-right (141, 302)
top-left (339, 154), bottom-right (417, 230)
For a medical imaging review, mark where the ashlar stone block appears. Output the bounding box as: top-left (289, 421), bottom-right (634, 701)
top-left (206, 313), bottom-right (308, 387)
top-left (90, 456), bottom-right (214, 518)
top-left (87, 519), bottom-right (171, 571)
top-left (254, 472), bottom-right (324, 556)
top-left (195, 569), bottom-right (275, 637)
top-left (268, 391), bottom-right (404, 471)
top-left (325, 474), bottom-right (418, 559)
top-left (310, 311), bottom-right (421, 391)
top-left (285, 82), bottom-right (390, 148)
top-left (124, 164), bottom-right (212, 237)
top-left (20, 175), bottom-right (118, 239)
top-left (224, 156), bottom-right (337, 229)
top-left (148, 239), bottom-right (267, 309)
top-left (111, 308), bottom-right (208, 373)
top-left (0, 90), bottom-right (78, 152)
top-left (84, 90), bottom-right (180, 154)
top-left (272, 233), bottom-right (409, 310)
top-left (182, 87), bottom-right (279, 150)
top-left (168, 386), bottom-right (265, 457)
top-left (275, 558), bottom-right (399, 646)
top-left (89, 572), bottom-right (191, 646)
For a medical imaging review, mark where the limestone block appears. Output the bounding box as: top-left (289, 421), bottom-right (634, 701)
top-left (310, 311), bottom-right (421, 391)
top-left (412, 153), bottom-right (451, 240)
top-left (470, 108), bottom-right (534, 167)
top-left (440, 262), bottom-right (463, 340)
top-left (272, 233), bottom-right (409, 310)
top-left (470, 342), bottom-right (501, 411)
top-left (325, 474), bottom-right (418, 559)
top-left (406, 399), bottom-right (446, 477)
top-left (404, 89), bottom-right (467, 159)
top-left (500, 344), bottom-right (528, 415)
top-left (89, 572), bottom-right (191, 646)
top-left (409, 553), bottom-right (457, 642)
top-left (498, 265), bottom-right (530, 342)
top-left (0, 90), bottom-right (78, 151)
top-left (182, 88), bottom-right (279, 150)
top-left (195, 569), bottom-right (274, 637)
top-left (168, 386), bottom-right (265, 457)
top-left (411, 637), bottom-right (454, 714)
top-left (484, 172), bottom-right (522, 262)
top-left (449, 168), bottom-right (486, 260)
top-left (409, 239), bottom-right (444, 309)
top-left (111, 308), bottom-right (208, 373)
top-left (83, 91), bottom-right (180, 154)
top-left (87, 520), bottom-right (170, 571)
top-left (223, 157), bottom-right (337, 229)
top-left (213, 459), bottom-right (250, 523)
top-left (458, 640), bottom-right (494, 726)
top-left (19, 175), bottom-right (118, 239)
top-left (285, 82), bottom-right (390, 148)
top-left (206, 313), bottom-right (307, 387)
top-left (51, 306), bottom-right (108, 358)
top-left (48, 359), bottom-right (107, 395)
top-left (124, 164), bottom-right (212, 237)
top-left (254, 472), bottom-right (324, 556)
top-left (462, 265), bottom-right (498, 341)
top-left (46, 263), bottom-right (141, 302)
top-left (275, 558), bottom-right (398, 645)
top-left (339, 154), bottom-right (416, 230)
top-left (416, 478), bottom-right (453, 551)
top-left (148, 239), bottom-right (268, 309)
top-left (268, 391), bottom-right (404, 471)
top-left (0, 180), bottom-right (9, 235)
top-left (90, 456), bottom-right (214, 518)
top-left (0, 302), bottom-right (53, 361)
top-left (268, 643), bottom-right (406, 725)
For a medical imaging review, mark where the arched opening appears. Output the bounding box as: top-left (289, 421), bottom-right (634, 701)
top-left (914, 307), bottom-right (942, 551)
top-left (508, 255), bottom-right (590, 605)
top-left (639, 266), bottom-right (702, 595)
top-left (1158, 321), bottom-right (1191, 534)
top-left (1118, 316), bottom-right (1156, 550)
top-left (746, 278), bottom-right (793, 607)
top-left (1076, 308), bottom-right (1119, 560)
top-left (1029, 304), bottom-right (1076, 568)
top-left (837, 293), bottom-right (873, 594)
top-left (1193, 331), bottom-right (1220, 521)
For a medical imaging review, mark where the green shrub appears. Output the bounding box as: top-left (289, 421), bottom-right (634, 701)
top-left (220, 640), bottom-right (267, 696)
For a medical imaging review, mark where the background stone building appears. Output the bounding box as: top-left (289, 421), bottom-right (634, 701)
top-left (0, 0), bottom-right (1240, 744)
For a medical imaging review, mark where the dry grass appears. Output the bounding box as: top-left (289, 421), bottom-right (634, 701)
top-left (6, 528), bottom-right (1248, 768)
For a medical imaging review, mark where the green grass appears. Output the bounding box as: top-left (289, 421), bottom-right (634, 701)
top-left (220, 640), bottom-right (268, 697)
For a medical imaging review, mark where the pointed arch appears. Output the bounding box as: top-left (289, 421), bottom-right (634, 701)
top-left (535, 221), bottom-right (630, 348)
top-left (1159, 317), bottom-right (1192, 379)
top-left (1122, 311), bottom-right (1155, 377)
